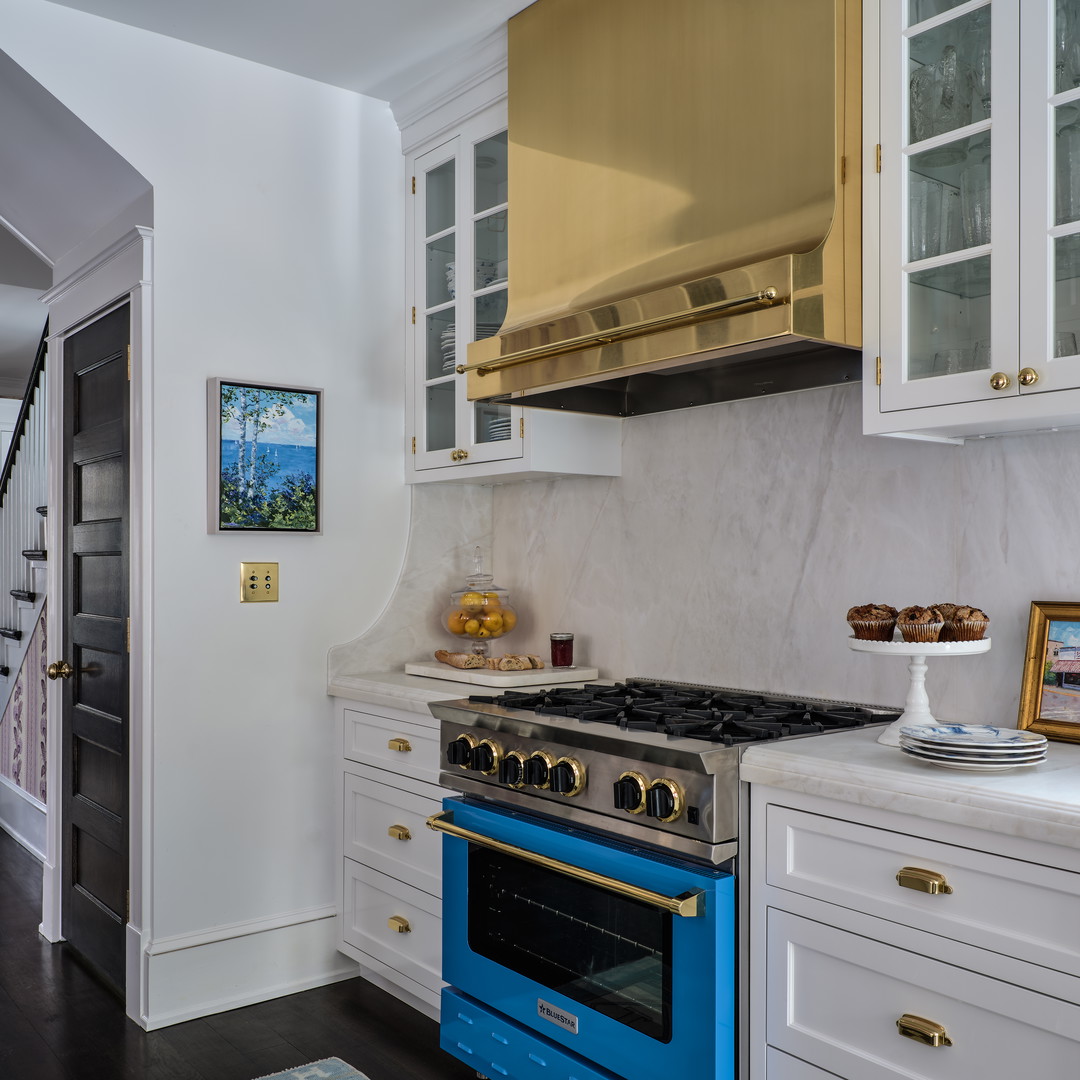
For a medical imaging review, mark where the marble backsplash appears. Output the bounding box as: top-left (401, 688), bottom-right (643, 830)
top-left (490, 382), bottom-right (1079, 727)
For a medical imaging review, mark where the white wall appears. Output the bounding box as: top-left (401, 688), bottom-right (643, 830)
top-left (492, 382), bottom-right (1080, 728)
top-left (0, 0), bottom-right (410, 1025)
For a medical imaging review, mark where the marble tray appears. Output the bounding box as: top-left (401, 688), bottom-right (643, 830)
top-left (404, 660), bottom-right (599, 687)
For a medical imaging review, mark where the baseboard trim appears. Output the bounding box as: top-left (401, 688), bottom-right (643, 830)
top-left (0, 774), bottom-right (45, 860)
top-left (142, 909), bottom-right (360, 1029)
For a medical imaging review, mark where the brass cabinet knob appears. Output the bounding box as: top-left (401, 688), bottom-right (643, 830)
top-left (896, 866), bottom-right (953, 895)
top-left (387, 737), bottom-right (412, 753)
top-left (387, 824), bottom-right (411, 841)
top-left (1018, 367), bottom-right (1040, 386)
top-left (449, 448), bottom-right (469, 462)
top-left (47, 660), bottom-right (74, 680)
top-left (989, 371), bottom-right (1011, 391)
top-left (388, 915), bottom-right (411, 934)
top-left (896, 1013), bottom-right (953, 1048)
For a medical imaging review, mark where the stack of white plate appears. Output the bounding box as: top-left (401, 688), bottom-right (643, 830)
top-left (440, 325), bottom-right (456, 373)
top-left (898, 724), bottom-right (1047, 771)
top-left (487, 416), bottom-right (512, 440)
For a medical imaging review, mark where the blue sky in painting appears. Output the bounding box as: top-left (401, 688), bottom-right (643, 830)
top-left (221, 388), bottom-right (318, 446)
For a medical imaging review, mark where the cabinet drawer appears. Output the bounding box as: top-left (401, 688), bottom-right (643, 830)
top-left (344, 708), bottom-right (440, 782)
top-left (342, 858), bottom-right (442, 995)
top-left (344, 771), bottom-right (443, 897)
top-left (766, 804), bottom-right (1080, 975)
top-left (767, 909), bottom-right (1080, 1079)
top-left (764, 1047), bottom-right (841, 1080)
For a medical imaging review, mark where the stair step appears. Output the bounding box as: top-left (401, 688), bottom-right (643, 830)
top-left (0, 628), bottom-right (22, 641)
top-left (35, 506), bottom-right (47, 517)
top-left (10, 590), bottom-right (35, 604)
top-left (21, 549), bottom-right (46, 561)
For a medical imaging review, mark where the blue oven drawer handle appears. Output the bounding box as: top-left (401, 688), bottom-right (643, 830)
top-left (426, 810), bottom-right (706, 917)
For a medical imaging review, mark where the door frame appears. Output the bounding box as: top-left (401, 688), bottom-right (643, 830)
top-left (39, 226), bottom-right (153, 1027)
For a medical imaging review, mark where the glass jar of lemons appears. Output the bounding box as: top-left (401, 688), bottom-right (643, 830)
top-left (442, 548), bottom-right (518, 656)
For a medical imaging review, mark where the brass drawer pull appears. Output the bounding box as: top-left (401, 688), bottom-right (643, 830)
top-left (387, 824), bottom-right (411, 841)
top-left (387, 915), bottom-right (411, 934)
top-left (896, 866), bottom-right (953, 895)
top-left (387, 737), bottom-right (412, 753)
top-left (896, 1013), bottom-right (953, 1048)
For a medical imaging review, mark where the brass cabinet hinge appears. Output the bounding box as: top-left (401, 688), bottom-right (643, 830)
top-left (411, 176), bottom-right (416, 194)
top-left (519, 417), bottom-right (525, 438)
top-left (411, 306), bottom-right (416, 325)
top-left (411, 436), bottom-right (416, 454)
top-left (876, 144), bottom-right (882, 173)
top-left (876, 356), bottom-right (882, 385)
top-left (840, 156), bottom-right (847, 184)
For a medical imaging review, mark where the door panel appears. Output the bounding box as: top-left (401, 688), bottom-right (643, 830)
top-left (60, 301), bottom-right (130, 994)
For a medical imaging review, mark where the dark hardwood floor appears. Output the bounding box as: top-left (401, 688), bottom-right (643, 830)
top-left (0, 828), bottom-right (477, 1080)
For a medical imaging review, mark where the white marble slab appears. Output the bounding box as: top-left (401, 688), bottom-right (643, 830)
top-left (403, 660), bottom-right (599, 686)
top-left (329, 671), bottom-right (479, 715)
top-left (741, 728), bottom-right (1080, 849)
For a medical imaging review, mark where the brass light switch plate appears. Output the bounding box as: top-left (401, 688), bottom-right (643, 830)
top-left (241, 562), bottom-right (279, 602)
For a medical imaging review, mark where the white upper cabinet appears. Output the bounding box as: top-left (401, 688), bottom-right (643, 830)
top-left (400, 66), bottom-right (621, 484)
top-left (865, 0), bottom-right (1080, 440)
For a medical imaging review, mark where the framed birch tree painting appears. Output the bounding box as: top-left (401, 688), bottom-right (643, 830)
top-left (208, 378), bottom-right (322, 533)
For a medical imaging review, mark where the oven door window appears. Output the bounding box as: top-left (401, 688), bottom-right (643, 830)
top-left (467, 845), bottom-right (672, 1042)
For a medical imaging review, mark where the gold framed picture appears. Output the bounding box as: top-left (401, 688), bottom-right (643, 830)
top-left (1018, 601), bottom-right (1080, 742)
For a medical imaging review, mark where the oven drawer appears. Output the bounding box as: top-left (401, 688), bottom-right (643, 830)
top-left (344, 770), bottom-right (443, 897)
top-left (767, 909), bottom-right (1080, 1079)
top-left (343, 708), bottom-right (440, 782)
top-left (766, 804), bottom-right (1080, 975)
top-left (342, 858), bottom-right (442, 995)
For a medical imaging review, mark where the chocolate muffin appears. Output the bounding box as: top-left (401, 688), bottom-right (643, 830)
top-left (847, 604), bottom-right (898, 641)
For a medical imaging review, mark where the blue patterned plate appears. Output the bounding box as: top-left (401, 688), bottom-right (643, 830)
top-left (899, 724), bottom-right (1046, 748)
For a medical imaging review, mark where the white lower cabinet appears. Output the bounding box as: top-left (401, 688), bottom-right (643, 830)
top-left (335, 699), bottom-right (447, 1019)
top-left (750, 788), bottom-right (1080, 1079)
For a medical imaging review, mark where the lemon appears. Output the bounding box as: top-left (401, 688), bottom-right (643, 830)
top-left (446, 610), bottom-right (468, 634)
top-left (460, 591), bottom-right (484, 612)
top-left (463, 618), bottom-right (481, 636)
top-left (500, 609), bottom-right (517, 632)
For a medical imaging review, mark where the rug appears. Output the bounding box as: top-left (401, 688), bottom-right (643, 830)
top-left (254, 1060), bottom-right (368, 1080)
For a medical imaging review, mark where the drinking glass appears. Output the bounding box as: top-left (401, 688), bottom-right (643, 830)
top-left (1057, 117), bottom-right (1080, 225)
top-left (910, 45), bottom-right (973, 148)
top-left (964, 8), bottom-right (991, 119)
top-left (933, 348), bottom-right (971, 375)
top-left (972, 338), bottom-right (991, 371)
top-left (1055, 331), bottom-right (1078, 357)
top-left (909, 176), bottom-right (943, 261)
top-left (960, 158), bottom-right (991, 246)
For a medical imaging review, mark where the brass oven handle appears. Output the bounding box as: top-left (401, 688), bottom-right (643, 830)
top-left (455, 287), bottom-right (782, 376)
top-left (426, 810), bottom-right (705, 917)
top-left (896, 866), bottom-right (953, 895)
top-left (896, 1013), bottom-right (953, 1047)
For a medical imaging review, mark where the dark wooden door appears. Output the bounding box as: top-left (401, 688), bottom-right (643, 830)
top-left (59, 302), bottom-right (130, 994)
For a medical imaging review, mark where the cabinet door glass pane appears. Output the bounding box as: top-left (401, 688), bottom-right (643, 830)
top-left (909, 0), bottom-right (968, 24)
top-left (1057, 105), bottom-right (1080, 225)
top-left (475, 210), bottom-right (508, 290)
top-left (426, 311), bottom-right (455, 381)
top-left (908, 137), bottom-right (988, 260)
top-left (427, 235), bottom-right (456, 308)
top-left (476, 291), bottom-right (507, 341)
top-left (1058, 1), bottom-right (1080, 94)
top-left (906, 255), bottom-right (991, 379)
top-left (909, 7), bottom-right (988, 150)
top-left (426, 381), bottom-right (455, 451)
top-left (475, 403), bottom-right (512, 444)
top-left (1055, 234), bottom-right (1080, 359)
top-left (475, 132), bottom-right (508, 213)
top-left (426, 159), bottom-right (455, 236)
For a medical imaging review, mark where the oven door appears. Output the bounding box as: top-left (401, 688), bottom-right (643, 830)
top-left (432, 797), bottom-right (735, 1080)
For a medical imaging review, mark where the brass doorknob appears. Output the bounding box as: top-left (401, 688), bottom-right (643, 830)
top-left (1018, 367), bottom-right (1040, 386)
top-left (989, 371), bottom-right (1011, 391)
top-left (47, 660), bottom-right (74, 680)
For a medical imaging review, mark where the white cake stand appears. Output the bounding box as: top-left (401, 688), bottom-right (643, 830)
top-left (848, 637), bottom-right (992, 746)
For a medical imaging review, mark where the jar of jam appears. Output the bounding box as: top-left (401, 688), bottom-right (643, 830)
top-left (549, 632), bottom-right (574, 668)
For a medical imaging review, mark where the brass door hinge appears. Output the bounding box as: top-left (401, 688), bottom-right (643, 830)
top-left (840, 156), bottom-right (847, 184)
top-left (411, 176), bottom-right (416, 194)
top-left (876, 144), bottom-right (882, 173)
top-left (411, 306), bottom-right (416, 325)
top-left (411, 436), bottom-right (416, 454)
top-left (876, 356), bottom-right (882, 385)
top-left (519, 417), bottom-right (525, 438)
top-left (126, 344), bottom-right (131, 381)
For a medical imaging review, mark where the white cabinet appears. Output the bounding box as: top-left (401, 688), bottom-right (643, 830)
top-left (403, 97), bottom-right (620, 483)
top-left (335, 699), bottom-right (447, 1019)
top-left (749, 786), bottom-right (1080, 1079)
top-left (864, 0), bottom-right (1080, 440)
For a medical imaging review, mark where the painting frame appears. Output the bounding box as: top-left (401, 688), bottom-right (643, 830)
top-left (207, 377), bottom-right (322, 535)
top-left (1018, 601), bottom-right (1080, 742)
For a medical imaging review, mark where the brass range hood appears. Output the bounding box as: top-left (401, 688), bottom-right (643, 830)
top-left (462, 0), bottom-right (862, 416)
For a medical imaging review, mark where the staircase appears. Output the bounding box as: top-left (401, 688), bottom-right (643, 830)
top-left (0, 325), bottom-right (49, 856)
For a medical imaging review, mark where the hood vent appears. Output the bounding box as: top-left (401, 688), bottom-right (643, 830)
top-left (462, 0), bottom-right (862, 416)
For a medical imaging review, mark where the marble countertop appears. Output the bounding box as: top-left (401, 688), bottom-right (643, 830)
top-left (329, 670), bottom-right (478, 715)
top-left (741, 727), bottom-right (1080, 849)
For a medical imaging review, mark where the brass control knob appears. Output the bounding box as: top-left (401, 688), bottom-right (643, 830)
top-left (47, 660), bottom-right (74, 680)
top-left (498, 750), bottom-right (527, 788)
top-left (989, 371), bottom-right (1011, 391)
top-left (613, 771), bottom-right (648, 814)
top-left (645, 778), bottom-right (684, 822)
top-left (471, 738), bottom-right (502, 776)
top-left (524, 751), bottom-right (556, 789)
top-left (445, 732), bottom-right (478, 768)
top-left (1018, 367), bottom-right (1040, 387)
top-left (550, 757), bottom-right (586, 797)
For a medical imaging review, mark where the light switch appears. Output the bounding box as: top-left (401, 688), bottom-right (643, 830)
top-left (240, 562), bottom-right (279, 602)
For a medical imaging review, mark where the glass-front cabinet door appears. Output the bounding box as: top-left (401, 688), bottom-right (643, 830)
top-left (410, 107), bottom-right (518, 474)
top-left (879, 0), bottom-right (1021, 412)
